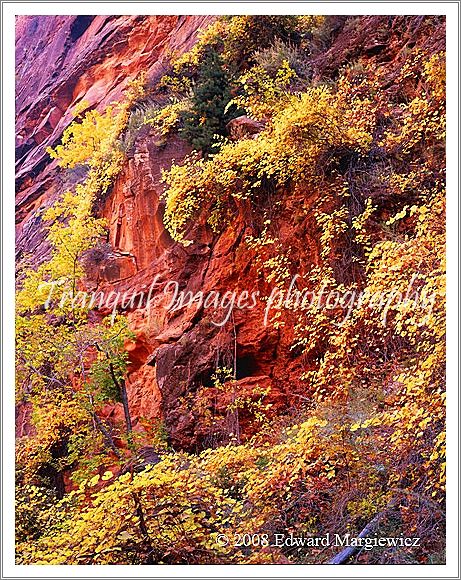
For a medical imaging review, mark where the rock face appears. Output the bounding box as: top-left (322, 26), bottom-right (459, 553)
top-left (226, 116), bottom-right (266, 140)
top-left (15, 15), bottom-right (214, 445)
top-left (99, 131), bottom-right (303, 448)
top-left (16, 15), bottom-right (213, 254)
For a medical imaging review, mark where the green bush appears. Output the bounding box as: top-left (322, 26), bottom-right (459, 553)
top-left (181, 47), bottom-right (239, 154)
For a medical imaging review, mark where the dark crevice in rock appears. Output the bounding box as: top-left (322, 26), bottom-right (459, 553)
top-left (69, 15), bottom-right (94, 42)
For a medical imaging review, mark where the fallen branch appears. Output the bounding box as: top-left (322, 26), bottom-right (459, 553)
top-left (327, 510), bottom-right (386, 564)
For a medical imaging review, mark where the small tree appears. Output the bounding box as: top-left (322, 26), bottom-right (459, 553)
top-left (16, 89), bottom-right (142, 490)
top-left (182, 48), bottom-right (237, 154)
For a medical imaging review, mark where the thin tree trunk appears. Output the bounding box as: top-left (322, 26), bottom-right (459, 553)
top-left (119, 378), bottom-right (133, 434)
top-left (94, 342), bottom-right (133, 436)
top-left (106, 358), bottom-right (132, 434)
top-left (132, 492), bottom-right (155, 564)
top-left (92, 411), bottom-right (122, 459)
top-left (231, 312), bottom-right (240, 444)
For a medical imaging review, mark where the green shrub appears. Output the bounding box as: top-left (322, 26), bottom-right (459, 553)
top-left (181, 47), bottom-right (239, 154)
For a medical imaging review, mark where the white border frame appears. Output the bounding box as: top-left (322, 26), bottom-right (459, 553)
top-left (2, 2), bottom-right (459, 578)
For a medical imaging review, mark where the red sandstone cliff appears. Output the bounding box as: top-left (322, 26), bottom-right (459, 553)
top-left (16, 16), bottom-right (210, 442)
top-left (16, 15), bottom-right (213, 242)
